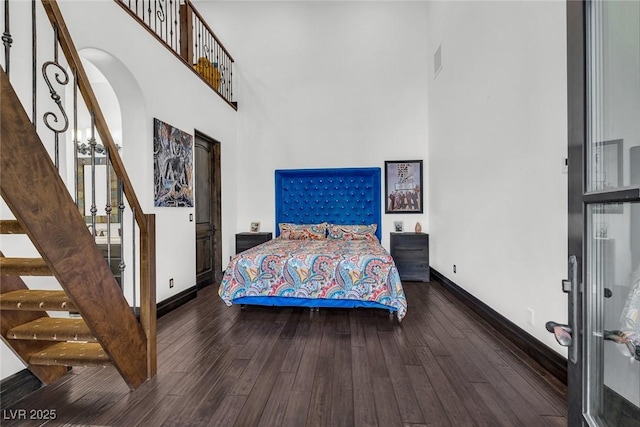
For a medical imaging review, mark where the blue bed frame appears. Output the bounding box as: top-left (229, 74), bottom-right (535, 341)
top-left (274, 167), bottom-right (382, 241)
top-left (233, 167), bottom-right (396, 314)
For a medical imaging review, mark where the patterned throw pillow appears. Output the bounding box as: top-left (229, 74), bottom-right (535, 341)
top-left (327, 224), bottom-right (378, 241)
top-left (278, 223), bottom-right (327, 240)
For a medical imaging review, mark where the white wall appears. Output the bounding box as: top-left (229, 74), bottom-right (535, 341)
top-left (426, 0), bottom-right (568, 354)
top-left (194, 1), bottom-right (430, 247)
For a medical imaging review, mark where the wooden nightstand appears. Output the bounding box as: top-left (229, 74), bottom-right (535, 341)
top-left (235, 232), bottom-right (272, 254)
top-left (390, 232), bottom-right (430, 282)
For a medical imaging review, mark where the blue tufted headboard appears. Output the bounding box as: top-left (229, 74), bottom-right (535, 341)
top-left (275, 168), bottom-right (382, 241)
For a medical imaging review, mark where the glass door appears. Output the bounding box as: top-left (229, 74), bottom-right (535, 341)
top-left (583, 1), bottom-right (640, 425)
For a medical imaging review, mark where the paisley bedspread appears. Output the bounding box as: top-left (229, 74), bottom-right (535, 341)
top-left (218, 238), bottom-right (407, 321)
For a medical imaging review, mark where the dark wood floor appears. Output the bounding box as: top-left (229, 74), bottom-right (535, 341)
top-left (3, 281), bottom-right (567, 426)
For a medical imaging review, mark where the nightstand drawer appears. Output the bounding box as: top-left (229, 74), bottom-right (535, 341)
top-left (392, 246), bottom-right (428, 257)
top-left (235, 232), bottom-right (272, 254)
top-left (390, 232), bottom-right (429, 282)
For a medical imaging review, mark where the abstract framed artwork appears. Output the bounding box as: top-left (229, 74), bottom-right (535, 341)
top-left (385, 160), bottom-right (423, 213)
top-left (153, 118), bottom-right (194, 207)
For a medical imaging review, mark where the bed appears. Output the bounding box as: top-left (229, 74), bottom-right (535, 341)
top-left (218, 167), bottom-right (407, 321)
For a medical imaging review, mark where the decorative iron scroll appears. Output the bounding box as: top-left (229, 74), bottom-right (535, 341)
top-left (42, 25), bottom-right (69, 169)
top-left (155, 0), bottom-right (165, 22)
top-left (42, 60), bottom-right (69, 133)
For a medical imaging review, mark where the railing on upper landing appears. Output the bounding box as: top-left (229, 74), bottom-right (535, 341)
top-left (114, 0), bottom-right (236, 110)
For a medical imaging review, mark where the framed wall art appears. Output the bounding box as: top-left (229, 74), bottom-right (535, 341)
top-left (385, 160), bottom-right (423, 213)
top-left (153, 118), bottom-right (194, 207)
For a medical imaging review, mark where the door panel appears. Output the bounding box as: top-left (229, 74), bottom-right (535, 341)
top-left (581, 1), bottom-right (640, 425)
top-left (194, 132), bottom-right (221, 288)
top-left (585, 203), bottom-right (640, 426)
top-left (195, 139), bottom-right (213, 288)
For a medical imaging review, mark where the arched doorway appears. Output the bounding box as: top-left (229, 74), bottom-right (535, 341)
top-left (63, 48), bottom-right (147, 306)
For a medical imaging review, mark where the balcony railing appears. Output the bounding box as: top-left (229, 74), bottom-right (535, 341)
top-left (115, 0), bottom-right (236, 109)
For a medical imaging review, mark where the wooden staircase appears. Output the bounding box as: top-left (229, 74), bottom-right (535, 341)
top-left (0, 262), bottom-right (109, 368)
top-left (0, 0), bottom-right (156, 390)
top-left (1, 68), bottom-right (151, 389)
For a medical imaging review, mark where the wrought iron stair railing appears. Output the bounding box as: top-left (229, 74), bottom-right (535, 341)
top-left (0, 0), bottom-right (156, 389)
top-left (115, 0), bottom-right (236, 109)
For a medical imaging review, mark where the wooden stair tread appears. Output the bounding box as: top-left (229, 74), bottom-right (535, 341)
top-left (0, 219), bottom-right (25, 234)
top-left (29, 342), bottom-right (109, 367)
top-left (7, 317), bottom-right (96, 342)
top-left (0, 257), bottom-right (51, 276)
top-left (0, 290), bottom-right (77, 311)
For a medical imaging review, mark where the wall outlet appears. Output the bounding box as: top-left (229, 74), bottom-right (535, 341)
top-left (169, 278), bottom-right (174, 288)
top-left (527, 308), bottom-right (535, 326)
top-left (453, 264), bottom-right (457, 273)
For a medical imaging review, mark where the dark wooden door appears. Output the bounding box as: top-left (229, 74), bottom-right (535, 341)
top-left (194, 131), bottom-right (222, 289)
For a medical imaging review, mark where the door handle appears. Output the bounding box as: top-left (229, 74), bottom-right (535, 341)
top-left (546, 321), bottom-right (573, 347)
top-left (604, 330), bottom-right (640, 361)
